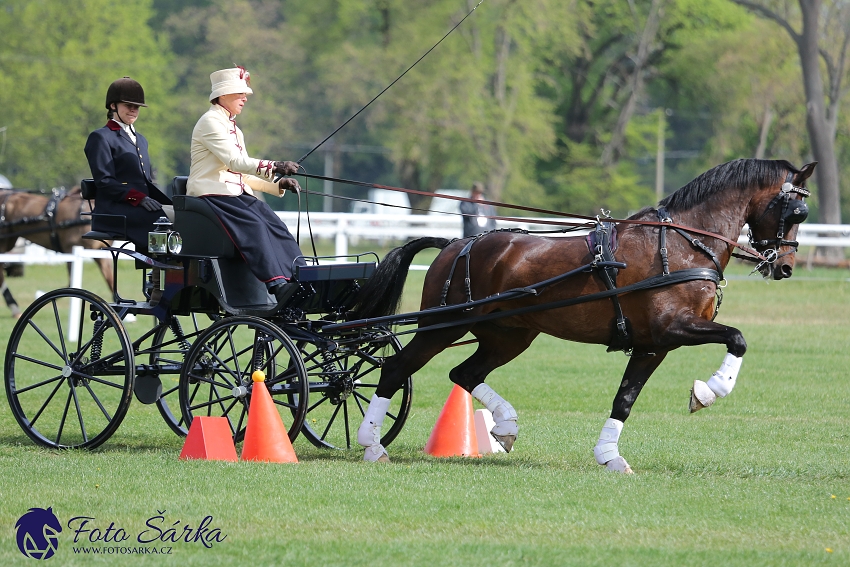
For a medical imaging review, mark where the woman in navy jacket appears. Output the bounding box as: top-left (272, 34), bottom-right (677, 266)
top-left (84, 77), bottom-right (172, 247)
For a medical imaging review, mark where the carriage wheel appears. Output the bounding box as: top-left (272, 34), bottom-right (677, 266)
top-left (178, 316), bottom-right (308, 443)
top-left (4, 288), bottom-right (134, 449)
top-left (147, 314), bottom-right (217, 436)
top-left (295, 331), bottom-right (412, 450)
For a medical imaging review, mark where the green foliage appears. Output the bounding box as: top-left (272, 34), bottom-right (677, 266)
top-left (0, 0), bottom-right (848, 217)
top-left (0, 0), bottom-right (175, 190)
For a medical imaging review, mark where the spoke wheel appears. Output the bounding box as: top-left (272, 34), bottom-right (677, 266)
top-left (146, 314), bottom-right (217, 436)
top-left (5, 288), bottom-right (134, 449)
top-left (296, 331), bottom-right (412, 450)
top-left (179, 316), bottom-right (308, 443)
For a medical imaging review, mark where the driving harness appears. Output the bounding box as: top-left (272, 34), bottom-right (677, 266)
top-left (0, 189), bottom-right (88, 252)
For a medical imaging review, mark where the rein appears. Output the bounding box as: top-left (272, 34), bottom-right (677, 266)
top-left (295, 171), bottom-right (773, 262)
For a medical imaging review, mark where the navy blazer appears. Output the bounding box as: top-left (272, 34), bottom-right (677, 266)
top-left (84, 121), bottom-right (172, 245)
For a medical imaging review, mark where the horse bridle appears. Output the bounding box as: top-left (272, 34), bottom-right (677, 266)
top-left (745, 171), bottom-right (810, 271)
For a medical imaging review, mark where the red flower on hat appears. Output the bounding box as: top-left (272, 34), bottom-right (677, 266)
top-left (236, 65), bottom-right (251, 87)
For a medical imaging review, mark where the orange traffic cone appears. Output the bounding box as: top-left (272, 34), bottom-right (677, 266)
top-left (179, 416), bottom-right (238, 461)
top-left (241, 370), bottom-right (298, 463)
top-left (424, 384), bottom-right (480, 458)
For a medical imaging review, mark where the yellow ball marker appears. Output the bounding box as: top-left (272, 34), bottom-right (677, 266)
top-left (251, 370), bottom-right (265, 382)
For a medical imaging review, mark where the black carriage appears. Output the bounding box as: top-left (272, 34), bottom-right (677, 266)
top-left (3, 177), bottom-right (412, 450)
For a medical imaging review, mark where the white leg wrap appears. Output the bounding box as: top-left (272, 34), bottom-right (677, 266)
top-left (593, 418), bottom-right (623, 465)
top-left (358, 395), bottom-right (391, 461)
top-left (471, 383), bottom-right (518, 437)
top-left (706, 353), bottom-right (743, 398)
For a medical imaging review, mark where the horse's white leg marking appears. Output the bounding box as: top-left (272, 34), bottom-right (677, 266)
top-left (471, 383), bottom-right (518, 452)
top-left (593, 418), bottom-right (633, 474)
top-left (357, 395), bottom-right (391, 462)
top-left (690, 353), bottom-right (743, 412)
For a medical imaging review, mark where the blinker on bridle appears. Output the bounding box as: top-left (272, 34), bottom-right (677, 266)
top-left (748, 171), bottom-right (810, 272)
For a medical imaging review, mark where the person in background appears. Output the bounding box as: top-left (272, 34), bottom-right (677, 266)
top-left (84, 77), bottom-right (173, 248)
top-left (187, 67), bottom-right (304, 303)
top-left (460, 181), bottom-right (497, 238)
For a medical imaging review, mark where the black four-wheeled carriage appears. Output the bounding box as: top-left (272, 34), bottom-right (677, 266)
top-left (4, 177), bottom-right (412, 450)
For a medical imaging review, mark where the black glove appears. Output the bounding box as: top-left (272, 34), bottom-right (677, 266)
top-left (140, 196), bottom-right (162, 212)
top-left (279, 178), bottom-right (301, 194)
top-left (273, 161), bottom-right (299, 176)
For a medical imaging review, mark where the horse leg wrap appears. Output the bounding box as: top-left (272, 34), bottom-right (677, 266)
top-left (357, 395), bottom-right (391, 462)
top-left (706, 353), bottom-right (742, 398)
top-left (593, 419), bottom-right (633, 473)
top-left (690, 353), bottom-right (743, 413)
top-left (471, 384), bottom-right (518, 452)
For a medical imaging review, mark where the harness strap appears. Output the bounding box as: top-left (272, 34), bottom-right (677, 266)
top-left (45, 189), bottom-right (66, 253)
top-left (656, 208), bottom-right (672, 275)
top-left (657, 206), bottom-right (724, 279)
top-left (588, 221), bottom-right (631, 353)
top-left (397, 267), bottom-right (720, 337)
top-left (440, 237), bottom-right (476, 306)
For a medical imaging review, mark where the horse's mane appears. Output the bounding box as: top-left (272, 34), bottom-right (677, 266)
top-left (656, 158), bottom-right (798, 214)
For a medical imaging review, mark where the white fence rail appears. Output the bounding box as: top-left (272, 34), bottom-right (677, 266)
top-left (1, 216), bottom-right (847, 339)
top-left (2, 215), bottom-right (848, 269)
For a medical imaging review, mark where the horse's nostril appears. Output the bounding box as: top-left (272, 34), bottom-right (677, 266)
top-left (780, 264), bottom-right (793, 278)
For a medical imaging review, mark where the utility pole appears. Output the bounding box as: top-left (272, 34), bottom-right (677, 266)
top-left (655, 109), bottom-right (666, 202)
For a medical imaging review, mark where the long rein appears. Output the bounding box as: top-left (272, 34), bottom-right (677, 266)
top-left (288, 171), bottom-right (771, 264)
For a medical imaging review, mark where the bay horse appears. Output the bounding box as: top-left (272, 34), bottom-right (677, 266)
top-left (350, 158), bottom-right (815, 471)
top-left (0, 187), bottom-right (114, 318)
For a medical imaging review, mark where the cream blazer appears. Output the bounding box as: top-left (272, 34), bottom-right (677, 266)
top-left (187, 104), bottom-right (279, 197)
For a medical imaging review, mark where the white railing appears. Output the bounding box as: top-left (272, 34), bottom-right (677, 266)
top-left (2, 215), bottom-right (848, 268)
top-left (1, 217), bottom-right (847, 338)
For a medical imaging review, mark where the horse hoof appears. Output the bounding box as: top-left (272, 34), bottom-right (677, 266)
top-left (689, 380), bottom-right (716, 413)
top-left (491, 433), bottom-right (516, 453)
top-left (364, 444), bottom-right (390, 463)
top-left (605, 456), bottom-right (633, 474)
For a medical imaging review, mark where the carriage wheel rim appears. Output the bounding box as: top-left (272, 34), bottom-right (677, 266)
top-left (4, 288), bottom-right (134, 449)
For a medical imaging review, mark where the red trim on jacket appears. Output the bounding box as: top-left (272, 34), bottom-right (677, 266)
top-left (124, 189), bottom-right (146, 206)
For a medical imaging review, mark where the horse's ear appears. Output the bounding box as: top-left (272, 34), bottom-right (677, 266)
top-left (795, 162), bottom-right (817, 184)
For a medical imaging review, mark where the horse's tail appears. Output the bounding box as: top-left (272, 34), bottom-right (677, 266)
top-left (351, 237), bottom-right (452, 319)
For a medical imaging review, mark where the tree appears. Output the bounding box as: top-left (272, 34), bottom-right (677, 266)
top-left (731, 0), bottom-right (847, 230)
top-left (0, 0), bottom-right (175, 190)
top-left (527, 0), bottom-right (745, 215)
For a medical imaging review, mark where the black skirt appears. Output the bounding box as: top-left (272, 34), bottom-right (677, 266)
top-left (202, 193), bottom-right (305, 283)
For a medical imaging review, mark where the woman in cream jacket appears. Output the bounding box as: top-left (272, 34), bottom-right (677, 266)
top-left (187, 67), bottom-right (304, 300)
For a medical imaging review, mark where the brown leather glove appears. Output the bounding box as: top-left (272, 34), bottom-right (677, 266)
top-left (272, 161), bottom-right (299, 176)
top-left (278, 177), bottom-right (301, 195)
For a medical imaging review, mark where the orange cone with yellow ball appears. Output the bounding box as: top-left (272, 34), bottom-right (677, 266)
top-left (240, 370), bottom-right (298, 463)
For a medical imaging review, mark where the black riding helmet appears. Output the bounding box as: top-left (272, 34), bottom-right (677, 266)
top-left (105, 77), bottom-right (147, 109)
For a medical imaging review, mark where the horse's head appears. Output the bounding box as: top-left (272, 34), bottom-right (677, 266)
top-left (747, 161), bottom-right (816, 280)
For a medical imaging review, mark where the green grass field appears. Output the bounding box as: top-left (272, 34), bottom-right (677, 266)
top-left (0, 251), bottom-right (849, 566)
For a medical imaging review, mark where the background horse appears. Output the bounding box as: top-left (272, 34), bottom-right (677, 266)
top-left (350, 158), bottom-right (815, 470)
top-left (0, 187), bottom-right (114, 318)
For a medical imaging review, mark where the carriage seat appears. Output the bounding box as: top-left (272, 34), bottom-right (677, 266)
top-left (170, 176), bottom-right (235, 257)
top-left (79, 178), bottom-right (129, 242)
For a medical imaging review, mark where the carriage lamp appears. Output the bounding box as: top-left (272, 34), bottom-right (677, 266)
top-left (167, 231), bottom-right (183, 254)
top-left (148, 217), bottom-right (182, 255)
